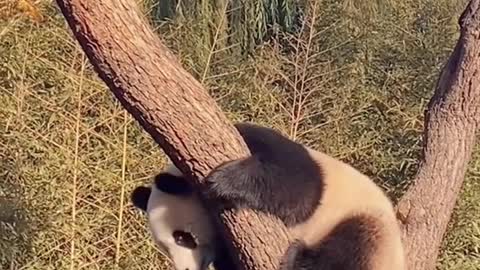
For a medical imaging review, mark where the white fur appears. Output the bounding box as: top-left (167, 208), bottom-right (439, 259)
top-left (288, 147), bottom-right (405, 270)
top-left (153, 145), bottom-right (405, 270)
top-left (145, 162), bottom-right (217, 270)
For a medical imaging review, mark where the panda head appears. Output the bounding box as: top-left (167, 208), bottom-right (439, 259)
top-left (131, 163), bottom-right (217, 270)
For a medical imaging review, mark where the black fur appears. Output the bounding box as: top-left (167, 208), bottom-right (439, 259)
top-left (131, 171), bottom-right (238, 270)
top-left (280, 215), bottom-right (380, 270)
top-left (279, 239), bottom-right (305, 270)
top-left (130, 172), bottom-right (193, 211)
top-left (155, 172), bottom-right (194, 196)
top-left (212, 245), bottom-right (239, 270)
top-left (131, 186), bottom-right (151, 211)
top-left (155, 171), bottom-right (239, 270)
top-left (204, 122), bottom-right (324, 226)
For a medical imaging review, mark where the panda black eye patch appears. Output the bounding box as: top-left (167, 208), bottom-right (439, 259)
top-left (172, 230), bottom-right (198, 249)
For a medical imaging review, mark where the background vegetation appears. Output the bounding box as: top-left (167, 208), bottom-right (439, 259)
top-left (1, 0), bottom-right (479, 269)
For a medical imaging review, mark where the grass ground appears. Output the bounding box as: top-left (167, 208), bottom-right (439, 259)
top-left (0, 0), bottom-right (479, 269)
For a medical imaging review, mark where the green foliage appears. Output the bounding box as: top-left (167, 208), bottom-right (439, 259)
top-left (0, 0), bottom-right (478, 269)
top-left (143, 0), bottom-right (304, 54)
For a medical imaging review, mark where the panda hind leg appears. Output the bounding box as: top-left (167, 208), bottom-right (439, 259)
top-left (283, 215), bottom-right (382, 270)
top-left (279, 239), bottom-right (340, 270)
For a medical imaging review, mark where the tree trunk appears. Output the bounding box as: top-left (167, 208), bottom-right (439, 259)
top-left (395, 0), bottom-right (480, 269)
top-left (54, 0), bottom-right (480, 269)
top-left (55, 0), bottom-right (291, 269)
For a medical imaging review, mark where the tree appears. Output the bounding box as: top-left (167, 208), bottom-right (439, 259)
top-left (55, 0), bottom-right (480, 269)
top-left (395, 1), bottom-right (480, 268)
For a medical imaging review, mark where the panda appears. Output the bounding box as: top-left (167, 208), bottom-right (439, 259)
top-left (201, 122), bottom-right (405, 270)
top-left (130, 162), bottom-right (232, 270)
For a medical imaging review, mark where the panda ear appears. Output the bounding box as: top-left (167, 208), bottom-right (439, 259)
top-left (131, 186), bottom-right (151, 211)
top-left (154, 173), bottom-right (194, 196)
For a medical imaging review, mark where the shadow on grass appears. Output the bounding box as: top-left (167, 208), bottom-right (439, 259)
top-left (0, 163), bottom-right (43, 269)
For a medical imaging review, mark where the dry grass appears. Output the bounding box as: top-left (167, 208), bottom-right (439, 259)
top-left (0, 0), bottom-right (479, 269)
top-left (1, 4), bottom-right (172, 269)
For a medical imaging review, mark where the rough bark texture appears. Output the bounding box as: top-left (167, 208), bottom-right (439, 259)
top-left (55, 0), bottom-right (291, 269)
top-left (396, 1), bottom-right (480, 269)
top-left (55, 0), bottom-right (480, 269)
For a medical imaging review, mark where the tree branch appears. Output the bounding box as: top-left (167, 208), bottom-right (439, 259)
top-left (396, 0), bottom-right (480, 269)
top-left (55, 0), bottom-right (480, 269)
top-left (54, 0), bottom-right (291, 269)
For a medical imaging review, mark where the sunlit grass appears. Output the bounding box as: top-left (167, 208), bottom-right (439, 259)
top-left (0, 0), bottom-right (478, 269)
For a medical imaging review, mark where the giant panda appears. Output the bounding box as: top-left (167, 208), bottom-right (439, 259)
top-left (201, 122), bottom-right (405, 270)
top-left (130, 162), bottom-right (232, 270)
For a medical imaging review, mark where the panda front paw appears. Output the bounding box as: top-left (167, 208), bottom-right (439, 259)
top-left (201, 181), bottom-right (235, 211)
top-left (203, 166), bottom-right (232, 196)
top-left (204, 178), bottom-right (230, 200)
top-left (202, 159), bottom-right (253, 207)
top-left (205, 177), bottom-right (259, 212)
top-left (280, 239), bottom-right (305, 270)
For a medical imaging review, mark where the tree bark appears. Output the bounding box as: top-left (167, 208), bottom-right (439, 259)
top-left (54, 0), bottom-right (291, 269)
top-left (54, 0), bottom-right (480, 269)
top-left (395, 0), bottom-right (480, 269)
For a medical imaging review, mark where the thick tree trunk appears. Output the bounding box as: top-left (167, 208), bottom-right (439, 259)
top-left (55, 0), bottom-right (291, 269)
top-left (395, 1), bottom-right (480, 269)
top-left (55, 0), bottom-right (480, 269)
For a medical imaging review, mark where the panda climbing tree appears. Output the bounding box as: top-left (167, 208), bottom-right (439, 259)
top-left (55, 0), bottom-right (480, 269)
